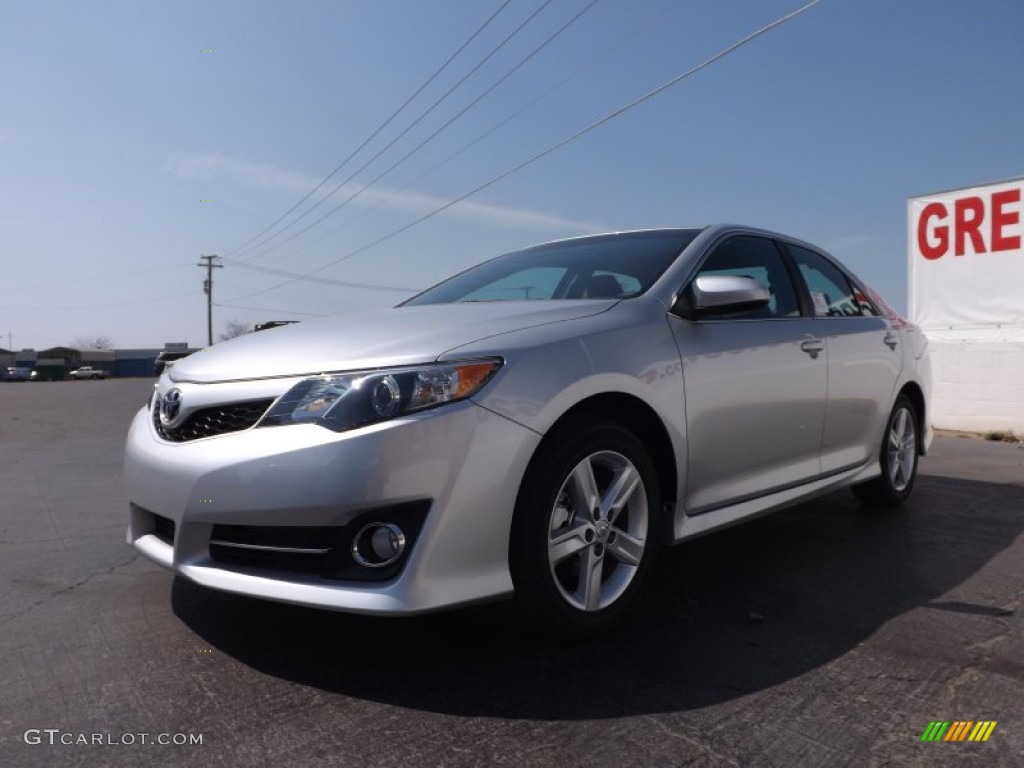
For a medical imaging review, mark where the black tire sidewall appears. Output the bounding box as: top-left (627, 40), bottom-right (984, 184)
top-left (509, 417), bottom-right (662, 634)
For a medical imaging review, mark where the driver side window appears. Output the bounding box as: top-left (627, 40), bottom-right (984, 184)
top-left (695, 236), bottom-right (800, 318)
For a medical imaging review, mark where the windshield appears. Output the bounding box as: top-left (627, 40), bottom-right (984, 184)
top-left (403, 230), bottom-right (700, 306)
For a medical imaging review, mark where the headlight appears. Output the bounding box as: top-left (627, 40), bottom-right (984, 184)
top-left (259, 358), bottom-right (502, 432)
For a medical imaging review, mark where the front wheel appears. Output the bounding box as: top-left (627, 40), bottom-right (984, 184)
top-left (510, 417), bottom-right (662, 635)
top-left (852, 394), bottom-right (920, 508)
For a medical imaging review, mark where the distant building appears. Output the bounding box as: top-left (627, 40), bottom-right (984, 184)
top-left (115, 349), bottom-right (162, 377)
top-left (14, 349), bottom-right (38, 368)
top-left (5, 345), bottom-right (175, 378)
top-left (0, 348), bottom-right (15, 378)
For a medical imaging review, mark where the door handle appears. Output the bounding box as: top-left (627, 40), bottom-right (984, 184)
top-left (800, 336), bottom-right (824, 359)
top-left (883, 332), bottom-right (899, 350)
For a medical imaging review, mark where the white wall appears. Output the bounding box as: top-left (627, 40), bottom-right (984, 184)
top-left (928, 338), bottom-right (1024, 433)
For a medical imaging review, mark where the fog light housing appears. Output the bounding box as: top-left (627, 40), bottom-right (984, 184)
top-left (352, 522), bottom-right (406, 568)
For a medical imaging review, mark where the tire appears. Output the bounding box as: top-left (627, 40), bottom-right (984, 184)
top-left (852, 394), bottom-right (920, 508)
top-left (509, 416), bottom-right (662, 635)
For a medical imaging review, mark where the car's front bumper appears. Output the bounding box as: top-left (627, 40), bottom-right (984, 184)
top-left (125, 398), bottom-right (540, 614)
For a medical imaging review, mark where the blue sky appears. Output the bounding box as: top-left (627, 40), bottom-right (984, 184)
top-left (1, 0), bottom-right (1022, 350)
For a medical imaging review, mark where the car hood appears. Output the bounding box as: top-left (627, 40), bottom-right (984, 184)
top-left (170, 300), bottom-right (617, 383)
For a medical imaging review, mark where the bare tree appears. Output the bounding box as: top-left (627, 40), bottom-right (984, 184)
top-left (219, 319), bottom-right (252, 341)
top-left (74, 335), bottom-right (115, 350)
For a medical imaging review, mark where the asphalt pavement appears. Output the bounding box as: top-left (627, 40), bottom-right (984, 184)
top-left (1, 378), bottom-right (1022, 767)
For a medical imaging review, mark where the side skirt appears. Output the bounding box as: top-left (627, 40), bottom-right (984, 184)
top-left (669, 462), bottom-right (881, 543)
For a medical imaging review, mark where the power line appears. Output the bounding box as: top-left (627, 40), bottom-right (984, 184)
top-left (234, 0), bottom-right (600, 267)
top-left (230, 0), bottom-right (824, 301)
top-left (13, 262), bottom-right (194, 292)
top-left (229, 0), bottom-right (555, 262)
top-left (224, 0), bottom-right (516, 260)
top-left (213, 302), bottom-right (329, 318)
top-left (223, 261), bottom-right (419, 292)
top-left (0, 291), bottom-right (196, 312)
top-left (280, 0), bottom-right (686, 254)
top-left (419, 0), bottom-right (684, 179)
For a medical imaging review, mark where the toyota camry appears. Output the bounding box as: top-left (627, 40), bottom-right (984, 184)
top-left (125, 225), bottom-right (932, 634)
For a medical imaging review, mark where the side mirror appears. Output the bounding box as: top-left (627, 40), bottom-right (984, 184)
top-left (672, 275), bottom-right (770, 319)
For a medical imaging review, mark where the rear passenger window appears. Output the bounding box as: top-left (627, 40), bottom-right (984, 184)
top-left (788, 245), bottom-right (865, 317)
top-left (850, 286), bottom-right (881, 316)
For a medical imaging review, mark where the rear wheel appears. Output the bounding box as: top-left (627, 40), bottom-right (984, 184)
top-left (852, 394), bottom-right (919, 508)
top-left (510, 417), bottom-right (661, 635)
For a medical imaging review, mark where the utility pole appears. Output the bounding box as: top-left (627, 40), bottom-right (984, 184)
top-left (197, 255), bottom-right (223, 346)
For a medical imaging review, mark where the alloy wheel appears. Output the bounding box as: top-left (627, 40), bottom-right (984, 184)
top-left (547, 450), bottom-right (649, 612)
top-left (887, 406), bottom-right (917, 492)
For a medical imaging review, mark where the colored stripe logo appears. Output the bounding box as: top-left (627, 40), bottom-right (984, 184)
top-left (920, 721), bottom-right (997, 742)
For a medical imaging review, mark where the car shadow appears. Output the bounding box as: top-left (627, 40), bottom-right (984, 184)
top-left (171, 473), bottom-right (1023, 720)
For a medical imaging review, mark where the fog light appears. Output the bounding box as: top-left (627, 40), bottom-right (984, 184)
top-left (352, 522), bottom-right (406, 568)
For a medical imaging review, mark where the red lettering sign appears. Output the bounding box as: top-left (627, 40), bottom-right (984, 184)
top-left (954, 197), bottom-right (986, 256)
top-left (917, 202), bottom-right (947, 260)
top-left (918, 188), bottom-right (1022, 259)
top-left (991, 188), bottom-right (1022, 252)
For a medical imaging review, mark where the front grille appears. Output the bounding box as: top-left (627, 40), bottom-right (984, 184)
top-left (153, 399), bottom-right (274, 442)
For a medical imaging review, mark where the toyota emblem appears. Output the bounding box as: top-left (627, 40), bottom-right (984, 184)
top-left (159, 388), bottom-right (183, 426)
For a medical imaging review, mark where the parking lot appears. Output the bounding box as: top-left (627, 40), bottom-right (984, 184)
top-left (1, 378), bottom-right (1022, 767)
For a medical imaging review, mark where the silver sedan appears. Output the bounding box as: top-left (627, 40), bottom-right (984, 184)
top-left (125, 225), bottom-right (932, 634)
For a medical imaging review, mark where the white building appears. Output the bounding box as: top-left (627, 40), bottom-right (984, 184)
top-left (908, 176), bottom-right (1024, 433)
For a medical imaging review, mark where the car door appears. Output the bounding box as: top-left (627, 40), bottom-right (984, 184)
top-left (781, 243), bottom-right (904, 476)
top-left (668, 235), bottom-right (827, 514)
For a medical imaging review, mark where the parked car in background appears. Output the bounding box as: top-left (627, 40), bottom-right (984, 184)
top-left (126, 225), bottom-right (932, 634)
top-left (69, 366), bottom-right (108, 380)
top-left (4, 367), bottom-right (31, 381)
top-left (154, 350), bottom-right (196, 377)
